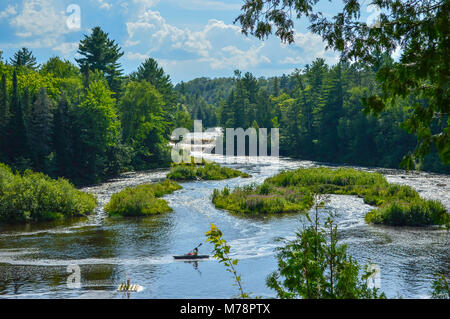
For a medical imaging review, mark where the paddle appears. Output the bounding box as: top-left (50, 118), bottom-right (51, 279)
top-left (189, 243), bottom-right (202, 253)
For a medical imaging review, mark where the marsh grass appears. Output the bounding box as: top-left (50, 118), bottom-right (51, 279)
top-left (168, 162), bottom-right (250, 181)
top-left (212, 167), bottom-right (449, 226)
top-left (104, 180), bottom-right (182, 217)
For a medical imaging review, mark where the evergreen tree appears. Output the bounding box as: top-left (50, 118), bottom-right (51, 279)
top-left (0, 74), bottom-right (8, 161)
top-left (7, 70), bottom-right (29, 162)
top-left (30, 88), bottom-right (54, 171)
top-left (76, 27), bottom-right (124, 92)
top-left (10, 48), bottom-right (39, 70)
top-left (53, 94), bottom-right (72, 178)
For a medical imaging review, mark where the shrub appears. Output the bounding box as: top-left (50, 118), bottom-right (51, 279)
top-left (212, 167), bottom-right (448, 226)
top-left (104, 180), bottom-right (182, 217)
top-left (167, 162), bottom-right (250, 181)
top-left (0, 163), bottom-right (97, 223)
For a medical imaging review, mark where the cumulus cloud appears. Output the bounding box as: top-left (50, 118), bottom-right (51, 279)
top-left (53, 42), bottom-right (79, 58)
top-left (279, 32), bottom-right (339, 65)
top-left (0, 4), bottom-right (17, 20)
top-left (10, 0), bottom-right (69, 40)
top-left (125, 9), bottom-right (265, 69)
top-left (123, 6), bottom-right (338, 81)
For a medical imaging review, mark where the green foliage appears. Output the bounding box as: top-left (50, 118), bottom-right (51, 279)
top-left (212, 184), bottom-right (313, 215)
top-left (0, 163), bottom-right (97, 223)
top-left (235, 0), bottom-right (450, 166)
top-left (213, 167), bottom-right (448, 227)
top-left (168, 162), bottom-right (250, 181)
top-left (10, 48), bottom-right (39, 70)
top-left (432, 274), bottom-right (450, 299)
top-left (29, 88), bottom-right (54, 171)
top-left (205, 223), bottom-right (249, 299)
top-left (76, 26), bottom-right (124, 92)
top-left (40, 57), bottom-right (80, 78)
top-left (266, 196), bottom-right (386, 299)
top-left (104, 180), bottom-right (182, 217)
top-left (365, 199), bottom-right (449, 227)
top-left (119, 80), bottom-right (170, 169)
top-left (72, 79), bottom-right (120, 184)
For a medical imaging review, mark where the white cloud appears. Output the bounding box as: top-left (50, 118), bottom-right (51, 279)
top-left (123, 7), bottom-right (337, 79)
top-left (10, 0), bottom-right (69, 42)
top-left (53, 42), bottom-right (78, 57)
top-left (167, 0), bottom-right (241, 11)
top-left (126, 51), bottom-right (149, 60)
top-left (94, 0), bottom-right (113, 10)
top-left (133, 0), bottom-right (160, 9)
top-left (279, 31), bottom-right (338, 65)
top-left (0, 4), bottom-right (17, 20)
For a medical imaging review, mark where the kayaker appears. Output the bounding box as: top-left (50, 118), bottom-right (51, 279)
top-left (188, 248), bottom-right (198, 256)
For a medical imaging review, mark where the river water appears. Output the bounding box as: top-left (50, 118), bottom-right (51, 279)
top-left (0, 154), bottom-right (448, 299)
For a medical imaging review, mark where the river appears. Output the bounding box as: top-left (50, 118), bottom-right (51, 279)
top-left (0, 154), bottom-right (448, 299)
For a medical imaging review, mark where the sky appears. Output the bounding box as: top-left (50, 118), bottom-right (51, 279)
top-left (0, 0), bottom-right (379, 83)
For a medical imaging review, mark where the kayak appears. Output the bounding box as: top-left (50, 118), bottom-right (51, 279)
top-left (173, 255), bottom-right (209, 260)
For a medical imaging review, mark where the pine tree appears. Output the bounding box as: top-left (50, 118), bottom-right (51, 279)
top-left (76, 26), bottom-right (124, 92)
top-left (0, 74), bottom-right (8, 160)
top-left (8, 70), bottom-right (28, 161)
top-left (53, 94), bottom-right (72, 177)
top-left (30, 88), bottom-right (54, 170)
top-left (10, 48), bottom-right (39, 70)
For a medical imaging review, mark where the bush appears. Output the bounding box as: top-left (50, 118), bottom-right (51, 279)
top-left (212, 167), bottom-right (448, 226)
top-left (104, 180), bottom-right (182, 217)
top-left (365, 199), bottom-right (449, 226)
top-left (167, 162), bottom-right (250, 181)
top-left (0, 163), bottom-right (97, 223)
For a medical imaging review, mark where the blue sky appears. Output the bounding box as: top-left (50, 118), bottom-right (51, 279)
top-left (0, 0), bottom-right (379, 83)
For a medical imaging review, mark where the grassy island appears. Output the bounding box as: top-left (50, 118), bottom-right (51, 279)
top-left (167, 159), bottom-right (250, 181)
top-left (0, 163), bottom-right (97, 223)
top-left (104, 180), bottom-right (182, 217)
top-left (212, 167), bottom-right (449, 227)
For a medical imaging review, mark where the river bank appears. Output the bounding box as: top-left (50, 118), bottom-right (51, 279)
top-left (0, 155), bottom-right (448, 298)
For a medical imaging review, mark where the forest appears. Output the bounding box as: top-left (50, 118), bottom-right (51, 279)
top-left (0, 25), bottom-right (448, 190)
top-left (177, 60), bottom-right (449, 173)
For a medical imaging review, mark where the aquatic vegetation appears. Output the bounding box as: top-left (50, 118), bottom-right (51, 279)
top-left (167, 162), bottom-right (250, 181)
top-left (104, 180), bottom-right (182, 217)
top-left (0, 163), bottom-right (97, 223)
top-left (212, 184), bottom-right (313, 215)
top-left (212, 167), bottom-right (449, 227)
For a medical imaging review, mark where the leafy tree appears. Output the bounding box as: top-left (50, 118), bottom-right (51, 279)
top-left (76, 26), bottom-right (124, 92)
top-left (10, 48), bottom-right (39, 70)
top-left (72, 79), bottom-right (120, 184)
top-left (131, 58), bottom-right (179, 131)
top-left (432, 274), bottom-right (450, 299)
top-left (266, 195), bottom-right (385, 299)
top-left (235, 0), bottom-right (450, 166)
top-left (206, 223), bottom-right (250, 299)
top-left (41, 57), bottom-right (80, 78)
top-left (119, 81), bottom-right (169, 168)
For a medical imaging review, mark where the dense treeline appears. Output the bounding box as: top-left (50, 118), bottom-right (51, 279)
top-left (176, 59), bottom-right (449, 174)
top-left (0, 27), bottom-right (192, 186)
top-left (0, 25), bottom-right (448, 189)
